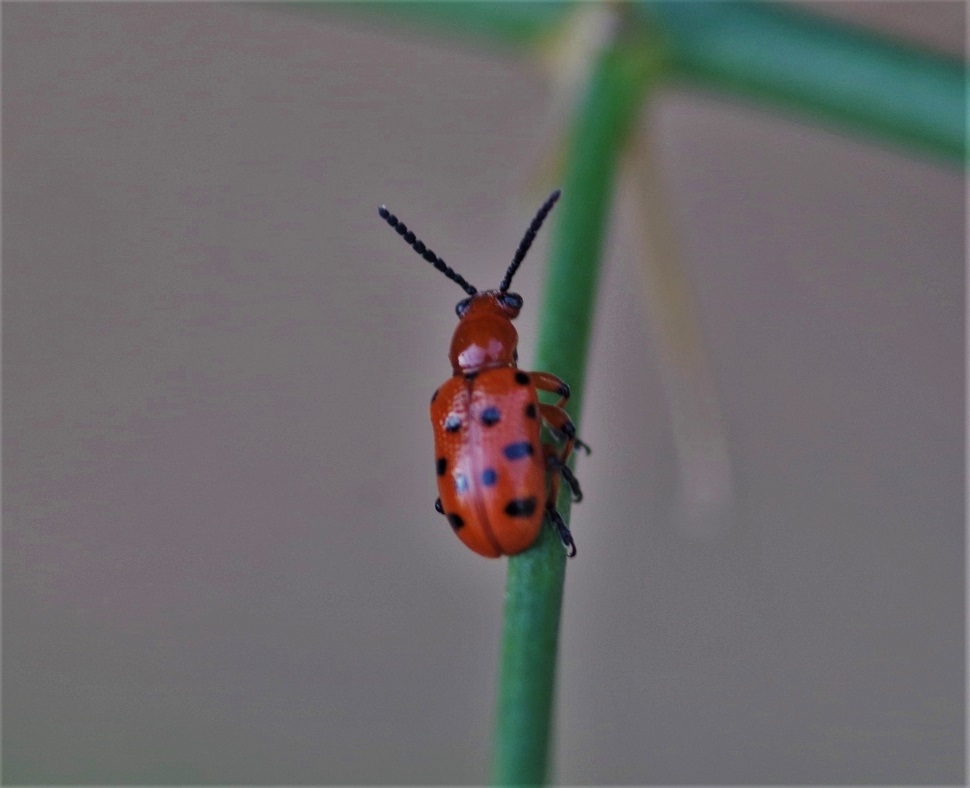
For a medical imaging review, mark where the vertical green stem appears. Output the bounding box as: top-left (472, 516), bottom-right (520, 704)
top-left (490, 41), bottom-right (651, 787)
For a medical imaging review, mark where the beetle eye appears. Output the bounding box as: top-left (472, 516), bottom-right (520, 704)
top-left (455, 298), bottom-right (472, 318)
top-left (500, 293), bottom-right (523, 312)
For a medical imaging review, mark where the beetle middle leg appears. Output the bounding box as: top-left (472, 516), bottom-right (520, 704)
top-left (539, 403), bottom-right (591, 456)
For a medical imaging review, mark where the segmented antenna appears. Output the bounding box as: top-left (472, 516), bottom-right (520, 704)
top-left (498, 189), bottom-right (561, 293)
top-left (378, 206), bottom-right (478, 297)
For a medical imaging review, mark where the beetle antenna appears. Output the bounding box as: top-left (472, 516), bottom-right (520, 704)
top-left (379, 206), bottom-right (478, 297)
top-left (498, 189), bottom-right (561, 293)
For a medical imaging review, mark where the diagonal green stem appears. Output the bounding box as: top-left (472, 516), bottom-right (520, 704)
top-left (490, 42), bottom-right (651, 787)
top-left (639, 1), bottom-right (966, 164)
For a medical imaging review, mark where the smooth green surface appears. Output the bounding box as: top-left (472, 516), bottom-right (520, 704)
top-left (490, 44), bottom-right (652, 787)
top-left (313, 1), bottom-right (965, 165)
top-left (641, 1), bottom-right (966, 164)
top-left (312, 1), bottom-right (567, 50)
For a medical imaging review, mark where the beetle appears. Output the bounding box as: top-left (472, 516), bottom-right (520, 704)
top-left (378, 190), bottom-right (588, 558)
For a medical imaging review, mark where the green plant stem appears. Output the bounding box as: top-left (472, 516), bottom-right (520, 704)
top-left (490, 43), bottom-right (650, 787)
top-left (315, 1), bottom-right (964, 165)
top-left (640, 1), bottom-right (966, 164)
top-left (320, 1), bottom-right (569, 49)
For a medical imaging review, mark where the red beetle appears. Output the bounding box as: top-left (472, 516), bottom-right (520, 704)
top-left (379, 190), bottom-right (587, 558)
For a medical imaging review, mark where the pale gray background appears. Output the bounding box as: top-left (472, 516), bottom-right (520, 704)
top-left (3, 2), bottom-right (965, 785)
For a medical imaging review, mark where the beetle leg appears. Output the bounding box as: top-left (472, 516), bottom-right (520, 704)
top-left (559, 419), bottom-right (591, 456)
top-left (541, 444), bottom-right (565, 508)
top-left (539, 403), bottom-right (591, 457)
top-left (546, 505), bottom-right (577, 558)
top-left (531, 371), bottom-right (591, 453)
top-left (529, 371), bottom-right (571, 409)
top-left (547, 454), bottom-right (582, 503)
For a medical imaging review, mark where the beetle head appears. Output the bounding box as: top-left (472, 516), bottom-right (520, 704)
top-left (449, 291), bottom-right (521, 373)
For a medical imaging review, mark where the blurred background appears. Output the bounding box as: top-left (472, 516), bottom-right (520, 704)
top-left (3, 2), bottom-right (965, 784)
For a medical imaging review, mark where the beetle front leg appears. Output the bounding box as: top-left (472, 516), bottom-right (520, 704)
top-left (529, 371), bottom-right (571, 408)
top-left (530, 371), bottom-right (590, 454)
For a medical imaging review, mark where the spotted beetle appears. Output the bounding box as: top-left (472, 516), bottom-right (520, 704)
top-left (379, 190), bottom-right (588, 558)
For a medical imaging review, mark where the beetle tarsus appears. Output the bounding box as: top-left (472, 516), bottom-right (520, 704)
top-left (547, 506), bottom-right (577, 558)
top-left (555, 420), bottom-right (592, 455)
top-left (547, 455), bottom-right (583, 503)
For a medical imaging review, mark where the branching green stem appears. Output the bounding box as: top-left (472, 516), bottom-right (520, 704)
top-left (317, 1), bottom-right (965, 165)
top-left (307, 2), bottom-right (965, 782)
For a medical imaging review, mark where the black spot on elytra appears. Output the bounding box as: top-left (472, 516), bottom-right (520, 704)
top-left (434, 498), bottom-right (443, 514)
top-left (447, 513), bottom-right (465, 530)
top-left (481, 406), bottom-right (500, 426)
top-left (455, 473), bottom-right (468, 493)
top-left (514, 371), bottom-right (530, 385)
top-left (436, 457), bottom-right (447, 476)
top-left (482, 468), bottom-right (497, 486)
top-left (503, 441), bottom-right (534, 460)
top-left (504, 497), bottom-right (537, 517)
top-left (524, 402), bottom-right (537, 419)
top-left (445, 414), bottom-right (461, 432)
